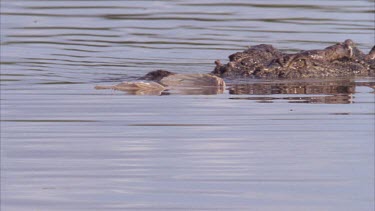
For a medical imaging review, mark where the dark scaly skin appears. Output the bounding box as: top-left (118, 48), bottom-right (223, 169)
top-left (212, 39), bottom-right (375, 79)
top-left (212, 44), bottom-right (284, 78)
top-left (139, 40), bottom-right (374, 81)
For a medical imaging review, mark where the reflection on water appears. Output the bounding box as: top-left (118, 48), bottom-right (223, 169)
top-left (229, 80), bottom-right (356, 95)
top-left (228, 79), bottom-right (373, 104)
top-left (96, 84), bottom-right (226, 96)
top-left (96, 79), bottom-right (374, 104)
top-left (230, 94), bottom-right (354, 104)
top-left (163, 86), bottom-right (225, 95)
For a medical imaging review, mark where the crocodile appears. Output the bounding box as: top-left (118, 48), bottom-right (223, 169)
top-left (212, 39), bottom-right (375, 78)
top-left (95, 39), bottom-right (374, 94)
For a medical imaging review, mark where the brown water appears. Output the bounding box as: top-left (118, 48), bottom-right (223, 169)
top-left (1, 1), bottom-right (374, 210)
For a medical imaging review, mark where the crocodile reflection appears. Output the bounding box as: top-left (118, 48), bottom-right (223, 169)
top-left (228, 80), bottom-right (375, 104)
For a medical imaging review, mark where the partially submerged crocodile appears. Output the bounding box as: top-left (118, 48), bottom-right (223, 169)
top-left (95, 39), bottom-right (375, 94)
top-left (213, 39), bottom-right (375, 78)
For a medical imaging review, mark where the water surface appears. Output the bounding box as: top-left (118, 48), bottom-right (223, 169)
top-left (1, 0), bottom-right (374, 210)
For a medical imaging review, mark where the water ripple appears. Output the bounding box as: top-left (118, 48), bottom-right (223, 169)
top-left (1, 0), bottom-right (374, 210)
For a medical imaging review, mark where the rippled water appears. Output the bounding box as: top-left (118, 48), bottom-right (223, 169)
top-left (1, 0), bottom-right (374, 210)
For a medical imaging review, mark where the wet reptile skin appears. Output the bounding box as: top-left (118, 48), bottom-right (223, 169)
top-left (211, 39), bottom-right (375, 79)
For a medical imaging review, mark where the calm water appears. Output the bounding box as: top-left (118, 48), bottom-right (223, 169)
top-left (1, 0), bottom-right (374, 210)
